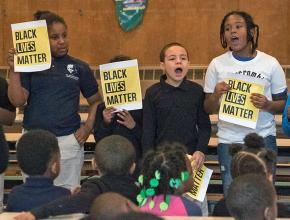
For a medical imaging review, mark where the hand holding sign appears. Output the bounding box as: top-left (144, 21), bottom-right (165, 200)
top-left (7, 48), bottom-right (16, 72)
top-left (102, 107), bottom-right (116, 124)
top-left (250, 93), bottom-right (269, 110)
top-left (191, 151), bottom-right (205, 171)
top-left (117, 110), bottom-right (136, 129)
top-left (214, 81), bottom-right (230, 98)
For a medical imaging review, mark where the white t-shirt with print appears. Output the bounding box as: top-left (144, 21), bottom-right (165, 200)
top-left (204, 50), bottom-right (287, 144)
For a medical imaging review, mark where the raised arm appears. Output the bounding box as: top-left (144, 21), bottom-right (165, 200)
top-left (7, 48), bottom-right (29, 107)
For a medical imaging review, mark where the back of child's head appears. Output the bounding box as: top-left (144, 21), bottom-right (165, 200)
top-left (159, 42), bottom-right (189, 62)
top-left (16, 129), bottom-right (59, 176)
top-left (94, 135), bottom-right (136, 176)
top-left (137, 143), bottom-right (192, 210)
top-left (141, 142), bottom-right (188, 195)
top-left (109, 55), bottom-right (131, 63)
top-left (230, 133), bottom-right (276, 178)
top-left (113, 212), bottom-right (164, 220)
top-left (220, 11), bottom-right (259, 54)
top-left (89, 192), bottom-right (138, 220)
top-left (226, 174), bottom-right (277, 220)
top-left (33, 10), bottom-right (67, 28)
top-left (230, 151), bottom-right (267, 179)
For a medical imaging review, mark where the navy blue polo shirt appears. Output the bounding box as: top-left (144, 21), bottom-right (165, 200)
top-left (21, 55), bottom-right (98, 136)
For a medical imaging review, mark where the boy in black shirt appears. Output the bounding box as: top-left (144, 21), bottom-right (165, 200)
top-left (142, 42), bottom-right (211, 170)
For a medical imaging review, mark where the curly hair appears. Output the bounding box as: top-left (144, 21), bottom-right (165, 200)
top-left (230, 133), bottom-right (276, 177)
top-left (141, 142), bottom-right (188, 196)
top-left (16, 129), bottom-right (59, 175)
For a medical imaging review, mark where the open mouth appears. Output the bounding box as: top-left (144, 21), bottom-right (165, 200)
top-left (175, 67), bottom-right (183, 74)
top-left (231, 36), bottom-right (239, 43)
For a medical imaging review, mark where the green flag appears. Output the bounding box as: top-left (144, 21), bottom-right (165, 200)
top-left (115, 0), bottom-right (147, 32)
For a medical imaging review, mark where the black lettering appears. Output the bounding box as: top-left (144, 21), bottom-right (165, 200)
top-left (16, 53), bottom-right (47, 65)
top-left (104, 81), bottom-right (126, 93)
top-left (225, 91), bottom-right (246, 105)
top-left (15, 41), bottom-right (36, 54)
top-left (15, 29), bottom-right (37, 40)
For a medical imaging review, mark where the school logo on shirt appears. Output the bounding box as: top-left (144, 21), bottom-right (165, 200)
top-left (66, 64), bottom-right (79, 80)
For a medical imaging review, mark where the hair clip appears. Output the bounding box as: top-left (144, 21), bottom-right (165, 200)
top-left (181, 171), bottom-right (189, 182)
top-left (169, 178), bottom-right (182, 189)
top-left (137, 188), bottom-right (147, 206)
top-left (155, 170), bottom-right (161, 180)
top-left (138, 174), bottom-right (144, 185)
top-left (145, 188), bottom-right (155, 197)
top-left (159, 195), bottom-right (170, 212)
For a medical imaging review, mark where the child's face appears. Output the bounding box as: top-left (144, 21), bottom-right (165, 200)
top-left (48, 22), bottom-right (69, 58)
top-left (160, 46), bottom-right (189, 87)
top-left (223, 14), bottom-right (252, 56)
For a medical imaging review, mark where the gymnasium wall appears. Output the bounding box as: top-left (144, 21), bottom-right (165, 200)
top-left (0, 0), bottom-right (289, 66)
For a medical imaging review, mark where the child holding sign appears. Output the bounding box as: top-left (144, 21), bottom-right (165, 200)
top-left (7, 11), bottom-right (101, 190)
top-left (203, 11), bottom-right (287, 195)
top-left (94, 55), bottom-right (143, 159)
top-left (142, 42), bottom-right (211, 171)
top-left (138, 143), bottom-right (202, 216)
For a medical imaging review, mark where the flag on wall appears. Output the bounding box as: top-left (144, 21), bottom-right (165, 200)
top-left (114, 0), bottom-right (147, 32)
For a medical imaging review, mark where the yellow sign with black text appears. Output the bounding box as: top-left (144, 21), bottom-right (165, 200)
top-left (99, 59), bottom-right (142, 111)
top-left (219, 78), bottom-right (264, 129)
top-left (186, 165), bottom-right (213, 202)
top-left (11, 20), bottom-right (51, 72)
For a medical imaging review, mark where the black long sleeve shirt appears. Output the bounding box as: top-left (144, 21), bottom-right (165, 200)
top-left (93, 102), bottom-right (143, 158)
top-left (31, 175), bottom-right (138, 219)
top-left (142, 75), bottom-right (211, 154)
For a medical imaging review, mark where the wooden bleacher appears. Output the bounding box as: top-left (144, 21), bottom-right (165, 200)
top-left (2, 65), bottom-right (290, 209)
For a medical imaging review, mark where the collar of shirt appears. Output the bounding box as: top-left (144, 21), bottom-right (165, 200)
top-left (160, 74), bottom-right (190, 92)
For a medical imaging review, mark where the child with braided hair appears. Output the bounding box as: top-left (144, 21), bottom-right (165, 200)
top-left (137, 142), bottom-right (201, 216)
top-left (213, 133), bottom-right (290, 217)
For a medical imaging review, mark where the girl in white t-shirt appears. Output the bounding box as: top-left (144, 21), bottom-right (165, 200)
top-left (203, 11), bottom-right (287, 195)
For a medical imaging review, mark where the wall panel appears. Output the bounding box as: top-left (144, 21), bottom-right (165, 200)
top-left (1, 0), bottom-right (289, 66)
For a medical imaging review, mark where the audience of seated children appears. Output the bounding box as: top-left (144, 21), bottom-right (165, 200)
top-left (14, 135), bottom-right (138, 220)
top-left (226, 174), bottom-right (277, 220)
top-left (138, 142), bottom-right (202, 216)
top-left (142, 42), bottom-right (211, 171)
top-left (6, 130), bottom-right (70, 211)
top-left (87, 192), bottom-right (139, 220)
top-left (94, 55), bottom-right (143, 159)
top-left (213, 133), bottom-right (290, 217)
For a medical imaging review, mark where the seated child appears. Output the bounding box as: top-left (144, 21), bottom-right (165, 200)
top-left (138, 142), bottom-right (201, 216)
top-left (94, 55), bottom-right (142, 159)
top-left (14, 135), bottom-right (138, 220)
top-left (227, 174), bottom-right (277, 220)
top-left (89, 192), bottom-right (139, 220)
top-left (6, 129), bottom-right (70, 211)
top-left (213, 133), bottom-right (290, 217)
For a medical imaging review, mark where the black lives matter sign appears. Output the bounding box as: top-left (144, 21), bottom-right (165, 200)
top-left (11, 20), bottom-right (51, 72)
top-left (100, 60), bottom-right (142, 111)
